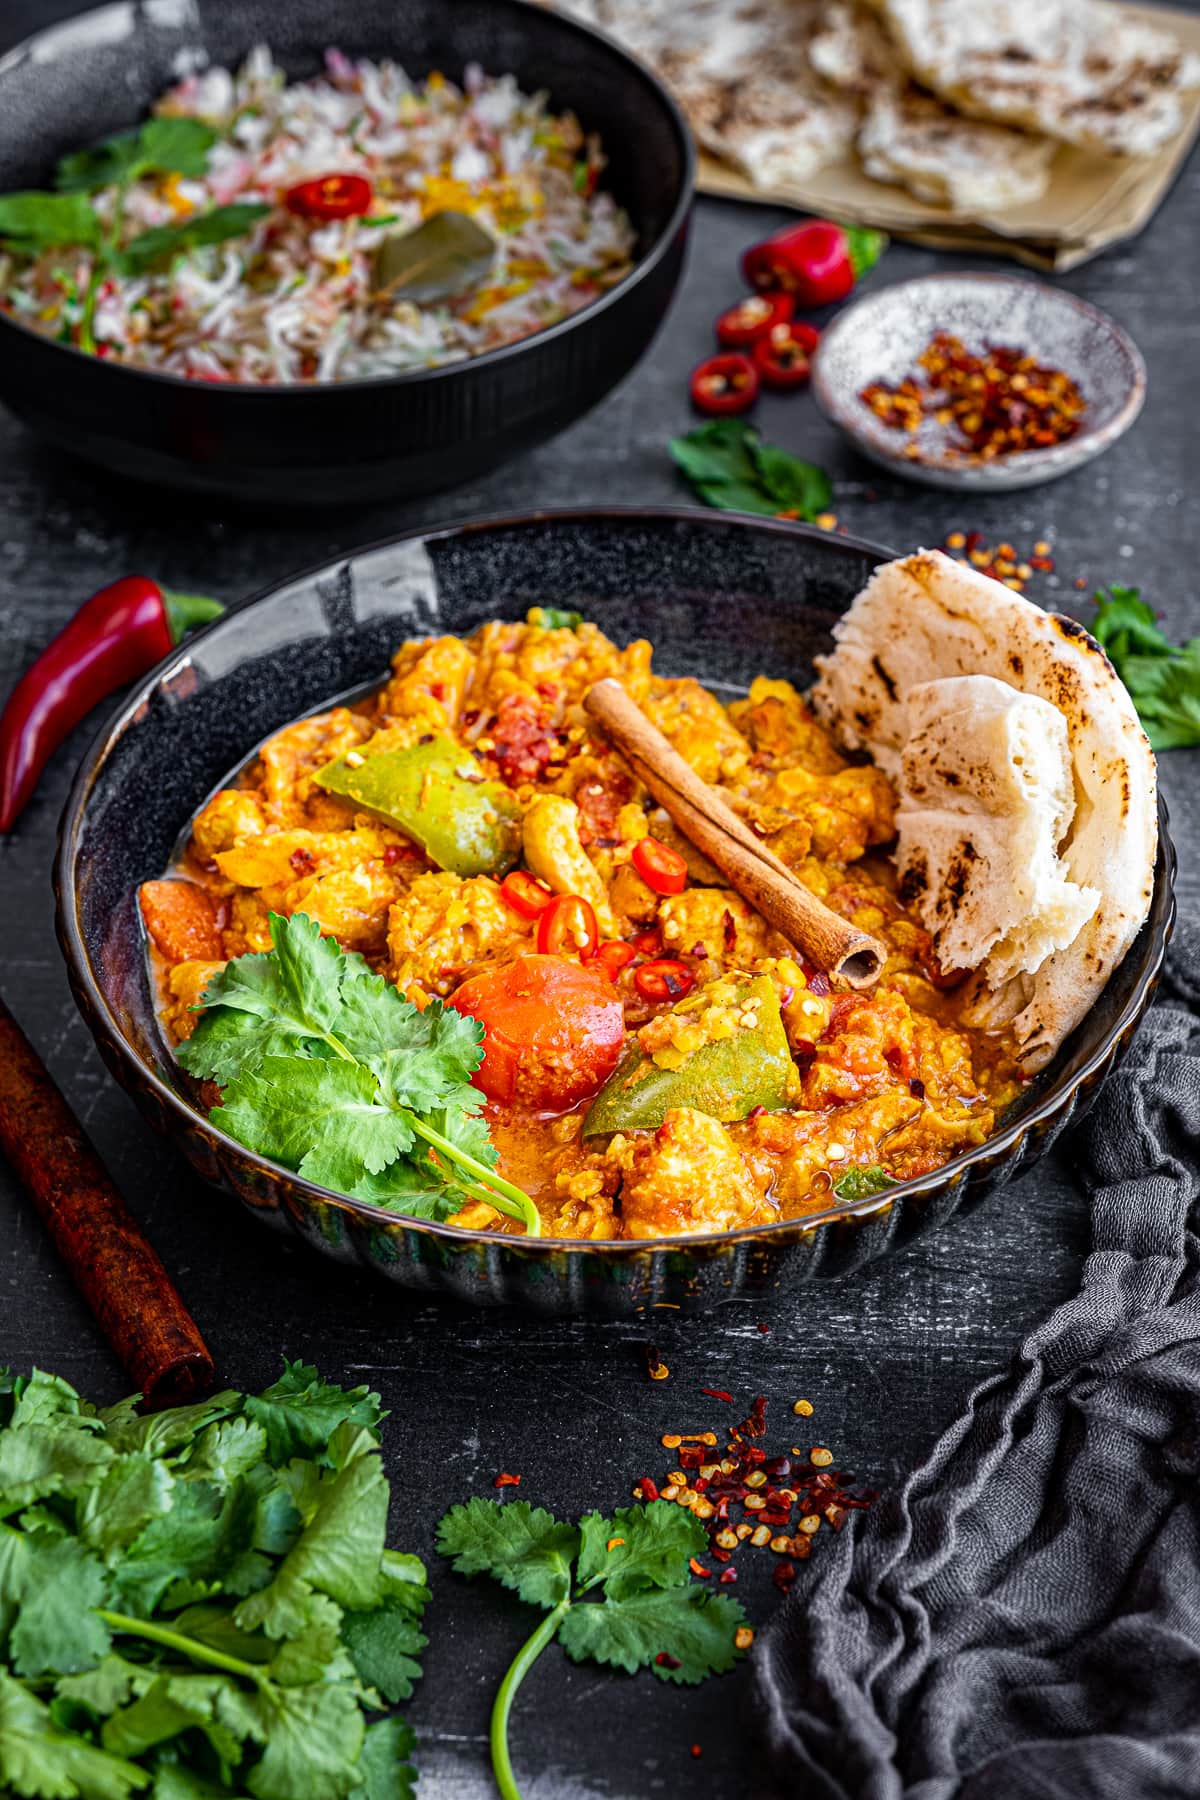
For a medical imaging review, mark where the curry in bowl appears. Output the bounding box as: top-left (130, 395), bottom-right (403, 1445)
top-left (137, 552), bottom-right (1156, 1242)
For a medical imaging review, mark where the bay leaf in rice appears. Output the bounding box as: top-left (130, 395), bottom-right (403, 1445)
top-left (372, 209), bottom-right (496, 305)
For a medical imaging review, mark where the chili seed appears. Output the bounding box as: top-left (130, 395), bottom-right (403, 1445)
top-left (750, 1525), bottom-right (772, 1547)
top-left (770, 1535), bottom-right (792, 1554)
top-left (744, 1494), bottom-right (766, 1511)
top-left (799, 1514), bottom-right (821, 1535)
top-left (715, 1528), bottom-right (738, 1550)
top-left (810, 1447), bottom-right (834, 1467)
top-left (745, 1470), bottom-right (768, 1490)
top-left (661, 1434), bottom-right (682, 1449)
top-left (734, 1626), bottom-right (755, 1650)
top-left (793, 1398), bottom-right (814, 1416)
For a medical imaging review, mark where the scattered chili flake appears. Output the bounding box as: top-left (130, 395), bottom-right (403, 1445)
top-left (688, 1558), bottom-right (712, 1577)
top-left (656, 1652), bottom-right (682, 1670)
top-left (691, 1745), bottom-right (703, 1759)
top-left (773, 1561), bottom-right (797, 1593)
top-left (494, 1472), bottom-right (522, 1488)
top-left (757, 1323), bottom-right (771, 1335)
top-left (661, 1433), bottom-right (683, 1449)
top-left (607, 1537), bottom-right (626, 1551)
top-left (861, 332), bottom-right (1086, 465)
top-left (701, 1387), bottom-right (734, 1403)
top-left (634, 1476), bottom-right (659, 1502)
top-left (792, 1398), bottom-right (814, 1417)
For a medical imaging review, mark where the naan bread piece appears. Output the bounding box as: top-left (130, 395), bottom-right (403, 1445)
top-left (863, 0), bottom-right (1200, 156)
top-left (810, 1), bottom-right (1056, 208)
top-left (895, 675), bottom-right (1100, 984)
top-left (555, 0), bottom-right (858, 187)
top-left (811, 551), bottom-right (1158, 1070)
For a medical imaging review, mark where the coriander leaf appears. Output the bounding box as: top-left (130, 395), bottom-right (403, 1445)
top-left (268, 1594), bottom-right (349, 1688)
top-left (235, 1446), bottom-right (389, 1638)
top-left (436, 1498), bottom-right (580, 1609)
top-left (183, 1418), bottom-right (268, 1485)
top-left (56, 1655), bottom-right (146, 1719)
top-left (168, 1606), bottom-right (272, 1668)
top-left (0, 191), bottom-right (101, 252)
top-left (112, 1480), bottom-right (230, 1617)
top-left (245, 1682), bottom-right (365, 1800)
top-left (575, 1502), bottom-right (706, 1600)
top-left (349, 1716), bottom-right (417, 1800)
top-left (531, 608), bottom-right (583, 631)
top-left (833, 1164), bottom-right (896, 1200)
top-left (10, 1536), bottom-right (111, 1677)
top-left (751, 441), bottom-right (833, 519)
top-left (0, 1419), bottom-right (114, 1512)
top-left (1119, 644), bottom-right (1200, 750)
top-left (101, 1673), bottom-right (254, 1766)
top-left (345, 1160), bottom-right (466, 1220)
top-left (55, 118), bottom-right (217, 191)
top-left (1089, 585), bottom-right (1172, 661)
top-left (215, 1057), bottom-right (413, 1192)
top-left (341, 1596), bottom-right (429, 1704)
top-left (98, 1392), bottom-right (239, 1458)
top-left (333, 980), bottom-right (484, 1112)
top-left (9, 1370), bottom-right (93, 1429)
top-left (559, 1586), bottom-right (747, 1684)
top-left (245, 1362), bottom-right (383, 1469)
top-left (78, 1455), bottom-right (175, 1556)
top-left (179, 912), bottom-right (346, 1081)
top-left (149, 1760), bottom-right (246, 1800)
top-left (118, 202), bottom-right (270, 276)
top-left (0, 1671), bottom-right (149, 1800)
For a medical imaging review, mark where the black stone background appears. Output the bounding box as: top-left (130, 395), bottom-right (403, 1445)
top-left (0, 3), bottom-right (1197, 1793)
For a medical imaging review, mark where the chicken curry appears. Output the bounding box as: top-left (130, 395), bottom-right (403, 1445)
top-left (140, 610), bottom-right (1023, 1239)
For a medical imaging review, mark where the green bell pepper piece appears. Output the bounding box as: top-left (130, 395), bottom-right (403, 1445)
top-left (315, 736), bottom-right (522, 879)
top-left (583, 973), bottom-right (792, 1136)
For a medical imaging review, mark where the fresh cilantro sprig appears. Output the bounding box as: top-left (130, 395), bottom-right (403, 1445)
top-left (438, 1497), bottom-right (749, 1800)
top-left (832, 1164), bottom-right (896, 1201)
top-left (177, 911), bottom-right (542, 1236)
top-left (670, 420), bottom-right (834, 521)
top-left (54, 117), bottom-right (218, 193)
top-left (0, 1360), bottom-right (429, 1799)
top-left (1090, 584), bottom-right (1200, 750)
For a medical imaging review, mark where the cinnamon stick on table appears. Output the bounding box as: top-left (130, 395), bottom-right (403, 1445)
top-left (0, 996), bottom-right (213, 1408)
top-left (584, 678), bottom-right (887, 988)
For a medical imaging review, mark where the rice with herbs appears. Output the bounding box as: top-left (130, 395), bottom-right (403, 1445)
top-left (0, 47), bottom-right (637, 384)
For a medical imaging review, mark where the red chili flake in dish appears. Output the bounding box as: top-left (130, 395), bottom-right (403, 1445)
top-left (862, 332), bottom-right (1086, 465)
top-left (691, 1744), bottom-right (703, 1759)
top-left (656, 1652), bottom-right (682, 1670)
top-left (494, 1472), bottom-right (522, 1489)
top-left (701, 1388), bottom-right (734, 1403)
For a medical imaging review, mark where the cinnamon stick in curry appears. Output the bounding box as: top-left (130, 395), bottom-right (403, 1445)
top-left (583, 678), bottom-right (887, 987)
top-left (0, 996), bottom-right (213, 1407)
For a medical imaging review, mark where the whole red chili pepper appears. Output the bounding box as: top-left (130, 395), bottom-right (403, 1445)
top-left (689, 352), bottom-right (759, 416)
top-left (284, 172), bottom-right (373, 220)
top-left (0, 578), bottom-right (224, 833)
top-left (752, 320), bottom-right (820, 390)
top-left (742, 220), bottom-right (887, 306)
top-left (715, 292), bottom-right (793, 349)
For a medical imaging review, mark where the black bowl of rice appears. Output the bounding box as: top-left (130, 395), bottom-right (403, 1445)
top-left (0, 0), bottom-right (693, 504)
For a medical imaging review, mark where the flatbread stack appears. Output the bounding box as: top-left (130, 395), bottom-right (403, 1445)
top-left (554, 0), bottom-right (1200, 267)
top-left (810, 551), bottom-right (1158, 1071)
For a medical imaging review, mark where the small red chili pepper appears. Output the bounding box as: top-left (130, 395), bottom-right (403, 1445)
top-left (689, 352), bottom-right (759, 416)
top-left (0, 578), bottom-right (223, 834)
top-left (284, 172), bottom-right (373, 220)
top-left (751, 321), bottom-right (819, 391)
top-left (635, 959), bottom-right (695, 1004)
top-left (632, 837), bottom-right (688, 896)
top-left (715, 292), bottom-right (793, 349)
top-left (591, 940), bottom-right (637, 981)
top-left (499, 870), bottom-right (555, 919)
top-left (536, 893), bottom-right (599, 959)
top-left (742, 220), bottom-right (887, 306)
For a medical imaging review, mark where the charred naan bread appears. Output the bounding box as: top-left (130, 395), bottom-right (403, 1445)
top-left (811, 552), bottom-right (1158, 1070)
top-left (554, 0), bottom-right (858, 187)
top-left (862, 0), bottom-right (1200, 156)
top-left (810, 2), bottom-right (1056, 209)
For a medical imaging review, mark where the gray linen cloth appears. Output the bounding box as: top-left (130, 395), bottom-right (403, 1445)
top-left (753, 917), bottom-right (1200, 1800)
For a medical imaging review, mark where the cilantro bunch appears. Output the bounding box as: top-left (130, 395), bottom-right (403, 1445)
top-left (1090, 584), bottom-right (1200, 751)
top-left (0, 1361), bottom-right (428, 1798)
top-left (0, 117), bottom-right (269, 351)
top-left (177, 911), bottom-right (541, 1235)
top-left (669, 420), bottom-right (834, 521)
top-left (438, 1497), bottom-right (749, 1800)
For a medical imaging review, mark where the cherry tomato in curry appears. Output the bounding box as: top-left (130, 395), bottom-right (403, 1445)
top-left (448, 954), bottom-right (626, 1111)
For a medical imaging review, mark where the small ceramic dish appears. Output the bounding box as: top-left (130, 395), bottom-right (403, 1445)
top-left (812, 273), bottom-right (1147, 493)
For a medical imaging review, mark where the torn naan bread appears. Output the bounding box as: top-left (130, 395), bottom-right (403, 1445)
top-left (811, 551), bottom-right (1158, 1071)
top-left (554, 0), bottom-right (858, 187)
top-left (811, 1), bottom-right (1056, 209)
top-left (895, 675), bottom-right (1100, 985)
top-left (862, 0), bottom-right (1200, 156)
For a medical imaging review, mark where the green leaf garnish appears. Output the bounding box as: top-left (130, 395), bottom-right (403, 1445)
top-left (371, 208), bottom-right (495, 304)
top-left (1089, 584), bottom-right (1200, 750)
top-left (55, 118), bottom-right (218, 192)
top-left (0, 192), bottom-right (101, 252)
top-left (832, 1164), bottom-right (896, 1201)
top-left (669, 420), bottom-right (833, 520)
top-left (176, 911), bottom-right (540, 1234)
top-left (118, 201), bottom-right (270, 276)
top-left (529, 607), bottom-right (584, 631)
top-left (438, 1496), bottom-right (749, 1800)
top-left (0, 1363), bottom-right (428, 1799)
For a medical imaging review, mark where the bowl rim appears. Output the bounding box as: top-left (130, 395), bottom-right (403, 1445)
top-left (811, 270), bottom-right (1148, 479)
top-left (0, 0), bottom-right (695, 399)
top-left (55, 504), bottom-right (1176, 1255)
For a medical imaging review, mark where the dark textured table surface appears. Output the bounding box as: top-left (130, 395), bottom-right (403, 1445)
top-left (0, 5), bottom-right (1197, 1795)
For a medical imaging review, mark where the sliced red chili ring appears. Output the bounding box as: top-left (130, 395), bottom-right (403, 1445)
top-left (536, 893), bottom-right (599, 959)
top-left (500, 870), bottom-right (555, 919)
top-left (591, 940), bottom-right (637, 981)
top-left (715, 292), bottom-right (793, 349)
top-left (632, 837), bottom-right (688, 896)
top-left (284, 172), bottom-right (373, 220)
top-left (634, 959), bottom-right (696, 1003)
top-left (752, 322), bottom-right (816, 390)
top-left (689, 352), bottom-right (759, 417)
top-left (631, 928), bottom-right (663, 958)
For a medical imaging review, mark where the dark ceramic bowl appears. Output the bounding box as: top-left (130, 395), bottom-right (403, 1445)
top-left (0, 1), bottom-right (692, 505)
top-left (55, 510), bottom-right (1175, 1315)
